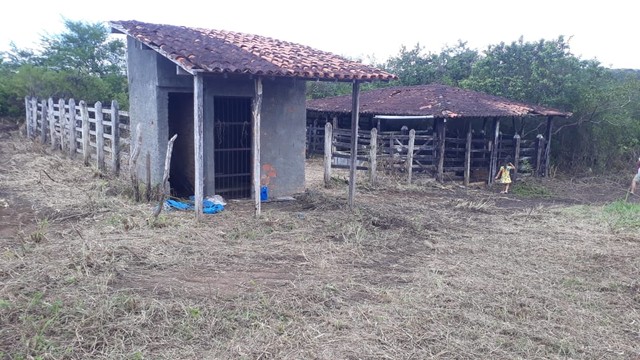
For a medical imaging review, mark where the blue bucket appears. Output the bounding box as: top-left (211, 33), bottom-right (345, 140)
top-left (260, 186), bottom-right (268, 202)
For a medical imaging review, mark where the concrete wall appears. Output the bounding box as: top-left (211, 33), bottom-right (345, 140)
top-left (127, 37), bottom-right (306, 198)
top-left (126, 37), bottom-right (163, 184)
top-left (259, 78), bottom-right (306, 197)
top-left (203, 76), bottom-right (306, 198)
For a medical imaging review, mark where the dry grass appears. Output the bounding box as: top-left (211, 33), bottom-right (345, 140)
top-left (1, 126), bottom-right (639, 359)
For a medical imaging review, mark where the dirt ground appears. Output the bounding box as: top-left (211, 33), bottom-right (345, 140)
top-left (1, 120), bottom-right (639, 359)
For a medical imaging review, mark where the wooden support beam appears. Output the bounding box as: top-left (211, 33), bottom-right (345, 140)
top-left (464, 119), bottom-right (472, 186)
top-left (68, 98), bottom-right (77, 157)
top-left (332, 116), bottom-right (338, 130)
top-left (252, 77), bottom-right (263, 217)
top-left (111, 100), bottom-right (120, 175)
top-left (324, 122), bottom-right (333, 187)
top-left (407, 129), bottom-right (415, 184)
top-left (535, 134), bottom-right (544, 177)
top-left (513, 134), bottom-right (521, 181)
top-left (80, 100), bottom-right (90, 166)
top-left (437, 119), bottom-right (446, 182)
top-left (369, 127), bottom-right (377, 185)
top-left (95, 101), bottom-right (105, 171)
top-left (544, 116), bottom-right (554, 177)
top-left (488, 117), bottom-right (500, 184)
top-left (194, 73), bottom-right (204, 220)
top-left (348, 80), bottom-right (360, 208)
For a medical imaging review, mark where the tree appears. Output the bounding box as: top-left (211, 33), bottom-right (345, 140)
top-left (383, 41), bottom-right (479, 86)
top-left (0, 19), bottom-right (128, 118)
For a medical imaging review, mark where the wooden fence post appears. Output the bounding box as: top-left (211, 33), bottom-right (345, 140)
top-left (80, 100), bottom-right (90, 166)
top-left (513, 134), bottom-right (521, 179)
top-left (48, 98), bottom-right (56, 150)
top-left (535, 134), bottom-right (544, 177)
top-left (24, 97), bottom-right (32, 138)
top-left (58, 98), bottom-right (66, 152)
top-left (407, 129), bottom-right (415, 184)
top-left (324, 122), bottom-right (333, 187)
top-left (40, 99), bottom-right (47, 144)
top-left (30, 97), bottom-right (38, 139)
top-left (369, 127), bottom-right (377, 185)
top-left (68, 99), bottom-right (77, 157)
top-left (437, 119), bottom-right (446, 182)
top-left (111, 100), bottom-right (120, 175)
top-left (464, 120), bottom-right (472, 186)
top-left (95, 101), bottom-right (105, 171)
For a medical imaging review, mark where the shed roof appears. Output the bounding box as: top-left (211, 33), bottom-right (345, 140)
top-left (109, 20), bottom-right (397, 82)
top-left (307, 84), bottom-right (572, 118)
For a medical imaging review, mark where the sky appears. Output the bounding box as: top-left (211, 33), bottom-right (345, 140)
top-left (0, 0), bottom-right (638, 69)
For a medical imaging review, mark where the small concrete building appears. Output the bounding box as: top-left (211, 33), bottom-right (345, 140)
top-left (109, 20), bottom-right (395, 210)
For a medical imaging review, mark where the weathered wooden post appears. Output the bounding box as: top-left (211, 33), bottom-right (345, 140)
top-left (488, 117), bottom-right (500, 184)
top-left (146, 152), bottom-right (152, 201)
top-left (30, 97), bottom-right (38, 140)
top-left (369, 127), bottom-right (377, 185)
top-left (407, 129), bottom-right (415, 184)
top-left (80, 100), bottom-right (91, 166)
top-left (348, 81), bottom-right (361, 208)
top-left (324, 122), bottom-right (333, 187)
top-left (24, 97), bottom-right (31, 138)
top-left (130, 123), bottom-right (143, 202)
top-left (194, 73), bottom-right (205, 219)
top-left (312, 118), bottom-right (318, 154)
top-left (153, 134), bottom-right (178, 219)
top-left (544, 116), bottom-right (554, 177)
top-left (535, 134), bottom-right (545, 177)
top-left (513, 134), bottom-right (521, 180)
top-left (464, 120), bottom-right (472, 186)
top-left (58, 98), bottom-right (66, 152)
top-left (68, 99), bottom-right (77, 156)
top-left (436, 119), bottom-right (446, 182)
top-left (111, 100), bottom-right (120, 176)
top-left (40, 99), bottom-right (47, 144)
top-left (332, 116), bottom-right (338, 130)
top-left (95, 101), bottom-right (105, 171)
top-left (48, 98), bottom-right (56, 150)
top-left (251, 77), bottom-right (263, 217)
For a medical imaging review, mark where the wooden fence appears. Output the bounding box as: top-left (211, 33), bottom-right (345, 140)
top-left (24, 97), bottom-right (130, 175)
top-left (322, 123), bottom-right (547, 186)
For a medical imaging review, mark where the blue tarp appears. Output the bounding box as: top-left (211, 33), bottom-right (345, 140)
top-left (165, 197), bottom-right (224, 214)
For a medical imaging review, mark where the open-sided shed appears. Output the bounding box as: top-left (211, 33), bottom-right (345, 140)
top-left (307, 84), bottom-right (571, 183)
top-left (109, 20), bottom-right (396, 216)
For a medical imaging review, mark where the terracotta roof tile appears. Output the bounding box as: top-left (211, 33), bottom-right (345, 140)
top-left (110, 20), bottom-right (396, 81)
top-left (307, 84), bottom-right (572, 118)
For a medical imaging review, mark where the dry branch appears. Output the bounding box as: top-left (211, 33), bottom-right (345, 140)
top-left (153, 134), bottom-right (178, 219)
top-left (130, 123), bottom-right (143, 201)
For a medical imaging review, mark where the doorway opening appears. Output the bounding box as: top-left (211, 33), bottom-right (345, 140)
top-left (214, 96), bottom-right (252, 199)
top-left (168, 92), bottom-right (194, 198)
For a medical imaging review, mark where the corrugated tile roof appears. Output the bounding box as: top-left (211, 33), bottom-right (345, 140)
top-left (109, 20), bottom-right (397, 81)
top-left (307, 84), bottom-right (572, 118)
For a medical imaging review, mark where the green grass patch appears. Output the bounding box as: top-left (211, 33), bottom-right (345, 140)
top-left (511, 182), bottom-right (553, 198)
top-left (603, 199), bottom-right (640, 231)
